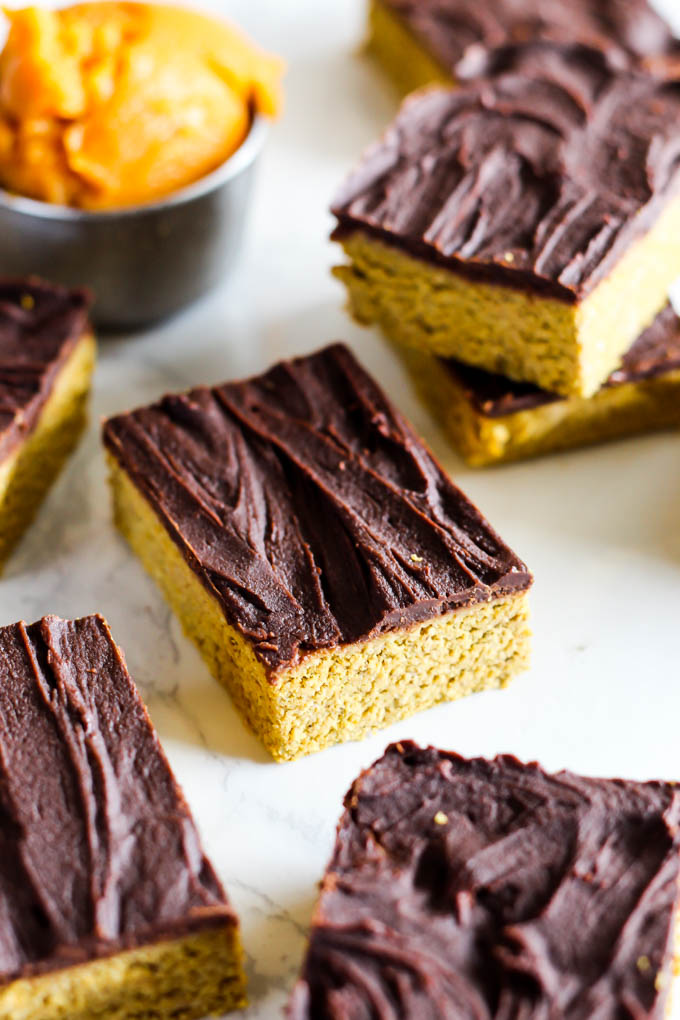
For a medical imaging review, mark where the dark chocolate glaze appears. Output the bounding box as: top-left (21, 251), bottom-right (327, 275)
top-left (332, 44), bottom-right (680, 301)
top-left (381, 0), bottom-right (680, 78)
top-left (0, 614), bottom-right (236, 985)
top-left (289, 742), bottom-right (680, 1020)
top-left (448, 302), bottom-right (680, 418)
top-left (103, 344), bottom-right (531, 677)
top-left (0, 277), bottom-right (91, 461)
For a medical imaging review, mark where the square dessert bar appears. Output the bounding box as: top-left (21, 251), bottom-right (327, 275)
top-left (400, 303), bottom-right (680, 466)
top-left (0, 613), bottom-right (246, 1020)
top-left (0, 278), bottom-right (95, 568)
top-left (289, 741), bottom-right (680, 1019)
top-left (332, 43), bottom-right (680, 398)
top-left (368, 0), bottom-right (680, 94)
top-left (103, 343), bottom-right (532, 762)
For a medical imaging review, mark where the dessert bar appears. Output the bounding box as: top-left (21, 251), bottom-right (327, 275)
top-left (289, 741), bottom-right (680, 1018)
top-left (0, 278), bottom-right (95, 568)
top-left (333, 44), bottom-right (680, 398)
top-left (399, 303), bottom-right (680, 465)
top-left (0, 613), bottom-right (246, 1020)
top-left (103, 343), bottom-right (532, 761)
top-left (368, 0), bottom-right (680, 94)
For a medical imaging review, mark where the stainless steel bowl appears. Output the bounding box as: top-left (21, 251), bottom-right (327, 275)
top-left (0, 116), bottom-right (267, 330)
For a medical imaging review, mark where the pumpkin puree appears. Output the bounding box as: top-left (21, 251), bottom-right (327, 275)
top-left (0, 3), bottom-right (283, 209)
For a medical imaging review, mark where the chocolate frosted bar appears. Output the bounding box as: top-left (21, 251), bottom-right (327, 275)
top-left (450, 303), bottom-right (680, 418)
top-left (0, 278), bottom-right (95, 567)
top-left (0, 613), bottom-right (246, 1020)
top-left (397, 302), bottom-right (680, 465)
top-left (289, 742), bottom-right (680, 1018)
top-left (103, 343), bottom-right (532, 761)
top-left (332, 43), bottom-right (680, 397)
top-left (369, 0), bottom-right (680, 94)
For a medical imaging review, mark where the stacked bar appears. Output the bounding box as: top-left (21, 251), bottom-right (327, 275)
top-left (332, 42), bottom-right (680, 463)
top-left (289, 742), bottom-right (680, 1018)
top-left (399, 303), bottom-right (680, 466)
top-left (0, 613), bottom-right (246, 1020)
top-left (103, 343), bottom-right (532, 761)
top-left (368, 0), bottom-right (680, 94)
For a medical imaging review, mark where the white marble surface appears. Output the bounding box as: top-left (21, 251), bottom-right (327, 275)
top-left (4, 0), bottom-right (680, 1016)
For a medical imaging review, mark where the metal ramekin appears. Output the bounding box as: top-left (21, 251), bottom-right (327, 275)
top-left (0, 115), bottom-right (267, 330)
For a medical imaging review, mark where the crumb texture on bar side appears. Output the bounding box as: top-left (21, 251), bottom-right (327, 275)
top-left (0, 613), bottom-right (237, 983)
top-left (0, 277), bottom-right (95, 569)
top-left (449, 301), bottom-right (680, 417)
top-left (332, 43), bottom-right (680, 303)
top-left (0, 278), bottom-right (91, 460)
top-left (378, 0), bottom-right (680, 79)
top-left (289, 742), bottom-right (680, 1019)
top-left (103, 343), bottom-right (531, 678)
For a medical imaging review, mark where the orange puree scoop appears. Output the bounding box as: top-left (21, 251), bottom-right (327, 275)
top-left (0, 3), bottom-right (283, 209)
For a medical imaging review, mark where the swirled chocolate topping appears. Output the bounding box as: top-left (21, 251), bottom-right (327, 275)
top-left (381, 0), bottom-right (680, 78)
top-left (332, 44), bottom-right (680, 301)
top-left (0, 614), bottom-right (236, 984)
top-left (0, 277), bottom-right (91, 460)
top-left (103, 343), bottom-right (531, 677)
top-left (450, 302), bottom-right (680, 417)
top-left (289, 742), bottom-right (680, 1019)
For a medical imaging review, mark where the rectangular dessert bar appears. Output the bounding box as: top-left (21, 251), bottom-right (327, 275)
top-left (399, 302), bottom-right (680, 466)
top-left (368, 0), bottom-right (680, 94)
top-left (103, 343), bottom-right (532, 762)
top-left (0, 278), bottom-right (95, 569)
top-left (0, 613), bottom-right (246, 1020)
top-left (332, 44), bottom-right (680, 398)
top-left (288, 741), bottom-right (680, 1019)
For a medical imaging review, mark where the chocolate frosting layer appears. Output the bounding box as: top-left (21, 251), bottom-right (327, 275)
top-left (289, 742), bottom-right (680, 1019)
top-left (103, 344), bottom-right (531, 677)
top-left (332, 45), bottom-right (680, 301)
top-left (382, 0), bottom-right (680, 78)
top-left (0, 614), bottom-right (235, 984)
top-left (449, 301), bottom-right (680, 417)
top-left (0, 277), bottom-right (91, 461)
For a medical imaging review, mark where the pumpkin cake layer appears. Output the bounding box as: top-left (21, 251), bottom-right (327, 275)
top-left (0, 278), bottom-right (95, 569)
top-left (0, 613), bottom-right (246, 1020)
top-left (332, 44), bottom-right (680, 398)
top-left (368, 0), bottom-right (680, 94)
top-left (288, 741), bottom-right (680, 1019)
top-left (103, 343), bottom-right (532, 761)
top-left (399, 302), bottom-right (680, 466)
